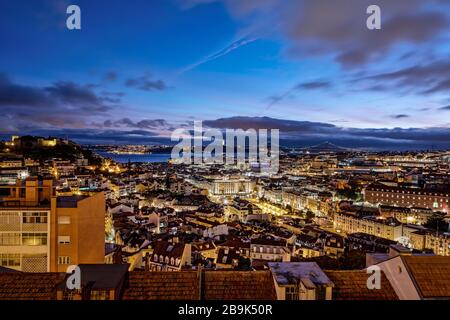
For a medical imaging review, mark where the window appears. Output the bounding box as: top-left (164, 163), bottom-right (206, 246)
top-left (22, 212), bottom-right (47, 224)
top-left (0, 253), bottom-right (20, 267)
top-left (58, 216), bottom-right (71, 224)
top-left (58, 236), bottom-right (70, 244)
top-left (0, 233), bottom-right (21, 246)
top-left (22, 233), bottom-right (47, 246)
top-left (286, 286), bottom-right (299, 300)
top-left (58, 256), bottom-right (70, 265)
top-left (91, 290), bottom-right (110, 300)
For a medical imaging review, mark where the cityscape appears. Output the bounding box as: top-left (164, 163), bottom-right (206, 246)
top-left (1, 0), bottom-right (450, 304)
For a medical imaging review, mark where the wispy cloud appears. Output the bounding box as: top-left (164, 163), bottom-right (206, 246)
top-left (266, 80), bottom-right (333, 110)
top-left (390, 114), bottom-right (410, 119)
top-left (179, 36), bottom-right (258, 74)
top-left (125, 74), bottom-right (168, 91)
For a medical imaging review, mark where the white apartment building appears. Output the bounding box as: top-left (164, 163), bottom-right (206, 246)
top-left (0, 207), bottom-right (50, 272)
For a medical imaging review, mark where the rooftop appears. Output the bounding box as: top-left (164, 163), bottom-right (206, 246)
top-left (57, 264), bottom-right (129, 290)
top-left (123, 270), bottom-right (277, 300)
top-left (402, 255), bottom-right (450, 299)
top-left (326, 270), bottom-right (399, 300)
top-left (56, 195), bottom-right (89, 208)
top-left (268, 262), bottom-right (333, 286)
top-left (0, 273), bottom-right (65, 300)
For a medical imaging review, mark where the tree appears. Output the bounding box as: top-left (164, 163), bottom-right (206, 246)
top-left (336, 188), bottom-right (358, 200)
top-left (424, 216), bottom-right (449, 233)
top-left (235, 257), bottom-right (252, 271)
top-left (305, 211), bottom-right (315, 220)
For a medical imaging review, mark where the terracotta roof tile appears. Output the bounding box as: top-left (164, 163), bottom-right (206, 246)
top-left (123, 271), bottom-right (199, 300)
top-left (204, 271), bottom-right (277, 300)
top-left (123, 270), bottom-right (277, 300)
top-left (0, 273), bottom-right (65, 300)
top-left (402, 255), bottom-right (450, 299)
top-left (326, 270), bottom-right (398, 300)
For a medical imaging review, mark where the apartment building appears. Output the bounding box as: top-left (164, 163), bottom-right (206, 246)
top-left (209, 178), bottom-right (254, 196)
top-left (250, 237), bottom-right (291, 262)
top-left (379, 205), bottom-right (434, 225)
top-left (0, 177), bottom-right (105, 272)
top-left (148, 240), bottom-right (191, 271)
top-left (334, 211), bottom-right (402, 241)
top-left (364, 182), bottom-right (450, 211)
top-left (411, 230), bottom-right (450, 256)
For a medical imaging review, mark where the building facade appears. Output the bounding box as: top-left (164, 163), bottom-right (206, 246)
top-left (364, 183), bottom-right (450, 211)
top-left (0, 178), bottom-right (105, 272)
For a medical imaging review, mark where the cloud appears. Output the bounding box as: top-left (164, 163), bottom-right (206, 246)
top-left (439, 105), bottom-right (450, 111)
top-left (103, 71), bottom-right (118, 82)
top-left (296, 81), bottom-right (332, 90)
top-left (203, 116), bottom-right (450, 150)
top-left (112, 118), bottom-right (171, 130)
top-left (205, 116), bottom-right (336, 133)
top-left (279, 1), bottom-right (449, 67)
top-left (6, 114), bottom-right (450, 149)
top-left (125, 75), bottom-right (168, 91)
top-left (358, 60), bottom-right (450, 95)
top-left (45, 81), bottom-right (113, 112)
top-left (180, 0), bottom-right (450, 68)
top-left (180, 36), bottom-right (258, 74)
top-left (266, 79), bottom-right (332, 109)
top-left (12, 128), bottom-right (171, 145)
top-left (0, 74), bottom-right (118, 131)
top-left (390, 114), bottom-right (410, 119)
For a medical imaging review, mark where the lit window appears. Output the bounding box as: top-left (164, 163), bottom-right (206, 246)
top-left (22, 233), bottom-right (47, 246)
top-left (58, 256), bottom-right (70, 265)
top-left (58, 216), bottom-right (71, 224)
top-left (58, 236), bottom-right (70, 244)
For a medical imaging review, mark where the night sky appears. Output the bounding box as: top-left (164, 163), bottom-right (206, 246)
top-left (1, 0), bottom-right (450, 149)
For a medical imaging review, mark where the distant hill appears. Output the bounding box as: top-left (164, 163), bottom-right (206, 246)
top-left (1, 136), bottom-right (101, 164)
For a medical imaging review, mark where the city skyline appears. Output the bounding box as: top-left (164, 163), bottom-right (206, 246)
top-left (3, 1), bottom-right (450, 304)
top-left (1, 0), bottom-right (450, 149)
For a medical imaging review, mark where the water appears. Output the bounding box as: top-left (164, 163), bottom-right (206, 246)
top-left (96, 151), bottom-right (171, 163)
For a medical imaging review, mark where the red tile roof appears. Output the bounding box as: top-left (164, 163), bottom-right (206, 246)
top-left (0, 273), bottom-right (65, 300)
top-left (204, 270), bottom-right (277, 300)
top-left (123, 271), bottom-right (199, 300)
top-left (123, 270), bottom-right (277, 300)
top-left (402, 255), bottom-right (450, 299)
top-left (326, 270), bottom-right (398, 300)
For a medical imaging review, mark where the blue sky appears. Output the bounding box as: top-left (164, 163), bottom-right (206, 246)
top-left (1, 0), bottom-right (450, 148)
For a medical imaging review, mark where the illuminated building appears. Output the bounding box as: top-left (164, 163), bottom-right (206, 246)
top-left (209, 178), bottom-right (254, 196)
top-left (334, 211), bottom-right (402, 241)
top-left (0, 177), bottom-right (105, 272)
top-left (364, 182), bottom-right (450, 211)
